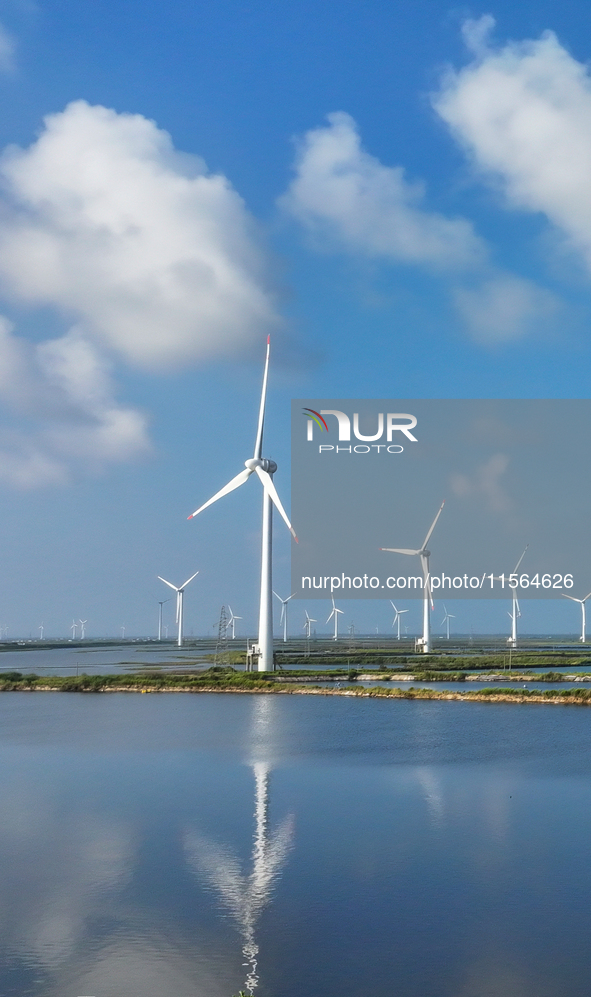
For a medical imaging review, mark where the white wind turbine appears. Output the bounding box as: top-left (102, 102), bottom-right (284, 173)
top-left (158, 572), bottom-right (199, 647)
top-left (70, 619), bottom-right (77, 640)
top-left (226, 605), bottom-right (242, 640)
top-left (273, 591), bottom-right (295, 643)
top-left (326, 596), bottom-right (344, 640)
top-left (303, 610), bottom-right (316, 639)
top-left (188, 337), bottom-right (297, 672)
top-left (157, 598), bottom-right (170, 640)
top-left (390, 601), bottom-right (408, 640)
top-left (38, 623), bottom-right (44, 640)
top-left (381, 501), bottom-right (445, 654)
top-left (563, 590), bottom-right (591, 643)
top-left (441, 605), bottom-right (455, 639)
top-left (79, 619), bottom-right (87, 640)
top-left (504, 546), bottom-right (528, 648)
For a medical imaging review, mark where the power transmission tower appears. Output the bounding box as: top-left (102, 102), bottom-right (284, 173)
top-left (215, 606), bottom-right (230, 666)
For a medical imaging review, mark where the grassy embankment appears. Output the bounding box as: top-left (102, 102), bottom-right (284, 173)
top-left (1, 666), bottom-right (591, 704)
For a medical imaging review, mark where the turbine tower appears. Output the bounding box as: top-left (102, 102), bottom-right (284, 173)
top-left (188, 337), bottom-right (297, 671)
top-left (38, 623), bottom-right (44, 640)
top-left (157, 598), bottom-right (170, 640)
top-left (158, 572), bottom-right (199, 647)
top-left (563, 590), bottom-right (591, 643)
top-left (226, 605), bottom-right (242, 640)
top-left (70, 619), bottom-right (77, 640)
top-left (303, 610), bottom-right (316, 638)
top-left (505, 546), bottom-right (528, 648)
top-left (79, 619), bottom-right (87, 640)
top-left (381, 501), bottom-right (445, 654)
top-left (441, 605), bottom-right (455, 639)
top-left (390, 601), bottom-right (408, 640)
top-left (326, 596), bottom-right (344, 640)
top-left (273, 591), bottom-right (295, 642)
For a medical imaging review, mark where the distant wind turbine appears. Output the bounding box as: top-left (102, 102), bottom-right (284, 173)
top-left (503, 546), bottom-right (528, 648)
top-left (70, 619), bottom-right (77, 640)
top-left (563, 590), bottom-right (591, 643)
top-left (188, 338), bottom-right (297, 671)
top-left (390, 601), bottom-right (408, 640)
top-left (441, 605), bottom-right (455, 639)
top-left (226, 605), bottom-right (243, 640)
top-left (326, 597), bottom-right (344, 640)
top-left (381, 501), bottom-right (445, 653)
top-left (158, 572), bottom-right (199, 646)
top-left (79, 619), bottom-right (87, 640)
top-left (157, 599), bottom-right (170, 641)
top-left (120, 625), bottom-right (126, 639)
top-left (303, 610), bottom-right (316, 639)
top-left (38, 623), bottom-right (44, 640)
top-left (273, 591), bottom-right (295, 642)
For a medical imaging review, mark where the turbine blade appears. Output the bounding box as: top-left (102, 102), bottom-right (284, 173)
top-left (381, 548), bottom-right (419, 555)
top-left (563, 594), bottom-right (581, 603)
top-left (158, 576), bottom-right (179, 593)
top-left (180, 571), bottom-right (199, 590)
top-left (188, 468), bottom-right (253, 519)
top-left (584, 593), bottom-right (591, 603)
top-left (420, 553), bottom-right (432, 607)
top-left (254, 466), bottom-right (298, 540)
top-left (421, 500), bottom-right (445, 551)
top-left (513, 544), bottom-right (529, 574)
top-left (326, 610), bottom-right (335, 623)
top-left (253, 336), bottom-right (270, 460)
top-left (272, 591), bottom-right (282, 602)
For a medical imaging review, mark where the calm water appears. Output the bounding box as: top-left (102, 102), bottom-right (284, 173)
top-left (1, 692), bottom-right (591, 996)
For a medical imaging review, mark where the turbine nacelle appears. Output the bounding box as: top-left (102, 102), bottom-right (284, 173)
top-left (245, 457), bottom-right (277, 474)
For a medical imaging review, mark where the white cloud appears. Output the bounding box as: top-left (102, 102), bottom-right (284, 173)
top-left (434, 17), bottom-right (591, 274)
top-left (0, 318), bottom-right (150, 487)
top-left (0, 100), bottom-right (278, 370)
top-left (280, 110), bottom-right (560, 343)
top-left (450, 453), bottom-right (512, 513)
top-left (453, 274), bottom-right (558, 343)
top-left (280, 111), bottom-right (485, 268)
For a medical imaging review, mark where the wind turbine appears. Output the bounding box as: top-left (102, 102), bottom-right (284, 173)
top-left (120, 625), bottom-right (126, 639)
top-left (188, 337), bottom-right (297, 671)
top-left (273, 591), bottom-right (295, 642)
top-left (70, 619), bottom-right (77, 640)
top-left (303, 610), bottom-right (316, 639)
top-left (563, 590), bottom-right (591, 643)
top-left (79, 619), bottom-right (87, 640)
top-left (38, 623), bottom-right (44, 640)
top-left (226, 605), bottom-right (243, 640)
top-left (326, 596), bottom-right (344, 640)
top-left (441, 605), bottom-right (455, 639)
top-left (504, 546), bottom-right (528, 648)
top-left (390, 601), bottom-right (408, 640)
top-left (381, 501), bottom-right (445, 654)
top-left (157, 599), bottom-right (170, 640)
top-left (158, 572), bottom-right (199, 647)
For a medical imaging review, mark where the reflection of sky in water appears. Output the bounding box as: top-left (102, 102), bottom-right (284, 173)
top-left (0, 694), bottom-right (590, 994)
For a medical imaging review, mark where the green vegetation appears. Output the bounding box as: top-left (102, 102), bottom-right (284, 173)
top-left (1, 665), bottom-right (591, 706)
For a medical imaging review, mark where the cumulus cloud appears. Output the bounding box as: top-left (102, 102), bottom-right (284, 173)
top-left (0, 318), bottom-right (149, 487)
top-left (280, 110), bottom-right (559, 343)
top-left (453, 274), bottom-right (558, 343)
top-left (0, 100), bottom-right (278, 369)
top-left (0, 100), bottom-right (282, 486)
top-left (434, 17), bottom-right (591, 274)
top-left (280, 111), bottom-right (485, 268)
top-left (450, 453), bottom-right (512, 513)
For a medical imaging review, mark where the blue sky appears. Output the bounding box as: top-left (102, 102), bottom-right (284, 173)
top-left (0, 0), bottom-right (590, 637)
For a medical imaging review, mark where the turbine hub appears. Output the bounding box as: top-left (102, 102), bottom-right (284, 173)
top-left (423, 549), bottom-right (430, 557)
top-left (244, 457), bottom-right (277, 473)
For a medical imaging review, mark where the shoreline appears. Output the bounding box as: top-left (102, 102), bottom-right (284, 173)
top-left (4, 682), bottom-right (591, 706)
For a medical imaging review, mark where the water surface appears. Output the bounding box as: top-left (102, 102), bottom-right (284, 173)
top-left (0, 692), bottom-right (590, 996)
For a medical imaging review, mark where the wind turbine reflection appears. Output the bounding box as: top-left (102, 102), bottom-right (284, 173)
top-left (184, 762), bottom-right (294, 994)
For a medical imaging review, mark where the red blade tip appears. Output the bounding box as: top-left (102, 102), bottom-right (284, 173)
top-left (187, 514), bottom-right (193, 520)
